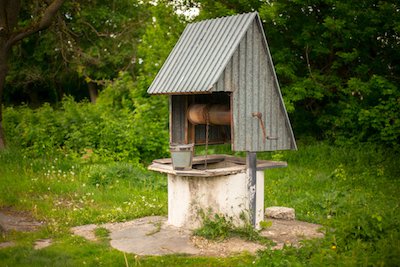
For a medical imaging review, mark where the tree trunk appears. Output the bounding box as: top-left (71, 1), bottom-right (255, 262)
top-left (88, 82), bottom-right (98, 104)
top-left (0, 0), bottom-right (65, 150)
top-left (0, 48), bottom-right (8, 149)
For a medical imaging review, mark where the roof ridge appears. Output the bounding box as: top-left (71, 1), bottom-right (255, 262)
top-left (191, 11), bottom-right (258, 24)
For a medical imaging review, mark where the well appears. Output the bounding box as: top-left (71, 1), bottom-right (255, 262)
top-left (147, 12), bottom-right (297, 228)
top-left (149, 155), bottom-right (286, 229)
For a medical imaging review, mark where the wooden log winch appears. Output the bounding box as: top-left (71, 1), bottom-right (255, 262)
top-left (187, 104), bottom-right (231, 126)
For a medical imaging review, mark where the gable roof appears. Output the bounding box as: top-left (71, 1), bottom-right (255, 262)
top-left (147, 12), bottom-right (259, 94)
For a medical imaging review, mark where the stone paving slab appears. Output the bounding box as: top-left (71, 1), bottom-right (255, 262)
top-left (107, 217), bottom-right (199, 255)
top-left (71, 216), bottom-right (324, 256)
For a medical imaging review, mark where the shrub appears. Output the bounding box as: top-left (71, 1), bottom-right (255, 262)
top-left (3, 90), bottom-right (169, 164)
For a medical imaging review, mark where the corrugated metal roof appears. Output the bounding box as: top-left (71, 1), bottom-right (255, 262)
top-left (147, 12), bottom-right (257, 94)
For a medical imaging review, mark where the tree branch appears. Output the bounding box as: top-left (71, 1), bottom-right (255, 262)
top-left (81, 20), bottom-right (110, 38)
top-left (305, 44), bottom-right (313, 78)
top-left (6, 0), bottom-right (65, 50)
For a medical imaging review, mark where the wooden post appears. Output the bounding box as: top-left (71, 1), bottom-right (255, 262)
top-left (247, 152), bottom-right (257, 227)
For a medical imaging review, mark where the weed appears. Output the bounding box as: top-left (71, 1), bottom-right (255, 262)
top-left (94, 227), bottom-right (110, 242)
top-left (194, 210), bottom-right (233, 241)
top-left (194, 210), bottom-right (272, 245)
top-left (259, 220), bottom-right (273, 230)
top-left (145, 221), bottom-right (162, 236)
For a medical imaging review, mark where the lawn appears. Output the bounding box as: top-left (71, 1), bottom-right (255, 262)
top-left (0, 142), bottom-right (399, 266)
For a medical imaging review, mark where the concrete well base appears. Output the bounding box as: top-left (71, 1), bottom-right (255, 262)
top-left (167, 170), bottom-right (264, 229)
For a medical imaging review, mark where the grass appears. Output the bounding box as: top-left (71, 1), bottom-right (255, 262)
top-left (1, 141), bottom-right (399, 266)
top-left (193, 210), bottom-right (272, 245)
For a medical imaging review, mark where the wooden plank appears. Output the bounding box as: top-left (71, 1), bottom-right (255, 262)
top-left (152, 155), bottom-right (287, 169)
top-left (149, 155), bottom-right (288, 177)
top-left (256, 161), bottom-right (287, 171)
top-left (152, 154), bottom-right (226, 165)
top-left (148, 162), bottom-right (247, 177)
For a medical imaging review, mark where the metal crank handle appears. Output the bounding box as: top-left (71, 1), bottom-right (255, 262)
top-left (251, 112), bottom-right (267, 143)
top-left (251, 112), bottom-right (279, 141)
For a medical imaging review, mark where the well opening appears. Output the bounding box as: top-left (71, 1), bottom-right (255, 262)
top-left (192, 159), bottom-right (243, 170)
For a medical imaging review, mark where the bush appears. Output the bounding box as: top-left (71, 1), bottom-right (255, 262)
top-left (3, 85), bottom-right (169, 164)
top-left (318, 75), bottom-right (400, 149)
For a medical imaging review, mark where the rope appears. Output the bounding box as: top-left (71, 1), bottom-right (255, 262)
top-left (204, 105), bottom-right (210, 169)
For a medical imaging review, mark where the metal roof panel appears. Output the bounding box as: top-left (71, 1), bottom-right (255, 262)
top-left (147, 12), bottom-right (257, 94)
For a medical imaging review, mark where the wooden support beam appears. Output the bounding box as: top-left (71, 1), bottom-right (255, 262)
top-left (246, 152), bottom-right (257, 227)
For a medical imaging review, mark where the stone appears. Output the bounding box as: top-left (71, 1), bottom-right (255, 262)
top-left (0, 241), bottom-right (15, 249)
top-left (265, 206), bottom-right (295, 220)
top-left (70, 224), bottom-right (98, 241)
top-left (34, 239), bottom-right (52, 250)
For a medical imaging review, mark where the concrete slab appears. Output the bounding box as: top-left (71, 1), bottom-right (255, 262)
top-left (106, 217), bottom-right (199, 255)
top-left (71, 216), bottom-right (324, 257)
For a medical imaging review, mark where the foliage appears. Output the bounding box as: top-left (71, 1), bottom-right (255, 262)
top-left (94, 227), bottom-right (110, 243)
top-left (3, 0), bottom-right (399, 150)
top-left (135, 2), bottom-right (185, 95)
top-left (194, 209), bottom-right (272, 244)
top-left (193, 0), bottom-right (400, 149)
top-left (320, 75), bottom-right (400, 147)
top-left (194, 211), bottom-right (234, 241)
top-left (3, 88), bottom-right (169, 164)
top-left (3, 0), bottom-right (181, 160)
top-left (4, 0), bottom-right (182, 104)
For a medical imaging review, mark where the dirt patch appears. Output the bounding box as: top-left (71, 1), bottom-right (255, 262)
top-left (261, 219), bottom-right (325, 250)
top-left (0, 207), bottom-right (47, 250)
top-left (0, 207), bottom-right (44, 233)
top-left (191, 235), bottom-right (265, 256)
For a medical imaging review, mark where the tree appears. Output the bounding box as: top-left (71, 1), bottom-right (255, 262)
top-left (4, 0), bottom-right (149, 106)
top-left (258, 0), bottom-right (400, 146)
top-left (59, 0), bottom-right (149, 103)
top-left (0, 0), bottom-right (65, 149)
top-left (192, 0), bottom-right (400, 147)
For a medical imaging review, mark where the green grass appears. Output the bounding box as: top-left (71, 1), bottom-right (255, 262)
top-left (1, 142), bottom-right (399, 266)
